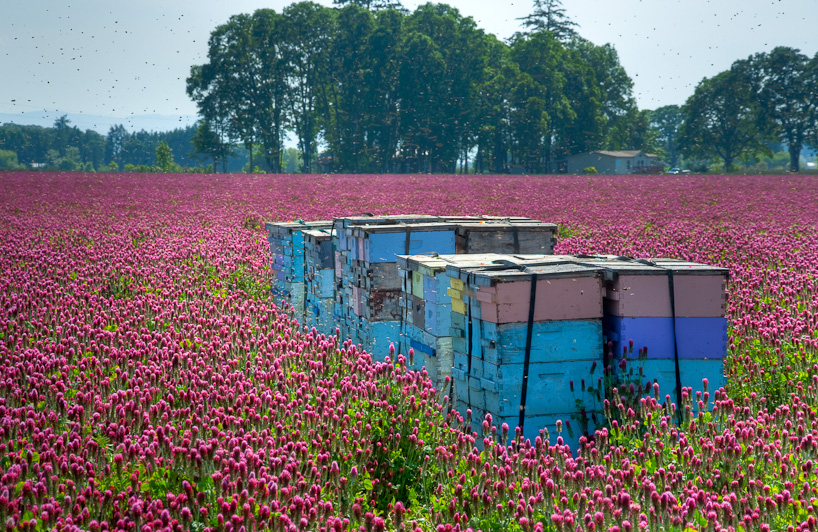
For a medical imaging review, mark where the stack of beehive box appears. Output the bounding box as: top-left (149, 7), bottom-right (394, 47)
top-left (394, 219), bottom-right (559, 378)
top-left (396, 254), bottom-right (494, 393)
top-left (572, 255), bottom-right (729, 403)
top-left (444, 256), bottom-right (607, 447)
top-left (303, 228), bottom-right (335, 333)
top-left (336, 218), bottom-right (459, 355)
top-left (265, 216), bottom-right (729, 449)
top-left (331, 215), bottom-right (558, 357)
top-left (264, 220), bottom-right (332, 316)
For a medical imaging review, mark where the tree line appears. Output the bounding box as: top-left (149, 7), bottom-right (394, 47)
top-left (186, 1), bottom-right (650, 174)
top-left (0, 118), bottom-right (206, 172)
top-left (1, 0), bottom-right (815, 174)
top-left (188, 0), bottom-right (818, 174)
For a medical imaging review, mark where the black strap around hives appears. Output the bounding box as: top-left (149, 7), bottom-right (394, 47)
top-left (666, 269), bottom-right (684, 423)
top-left (466, 271), bottom-right (475, 410)
top-left (405, 226), bottom-right (411, 256)
top-left (518, 271), bottom-right (538, 431)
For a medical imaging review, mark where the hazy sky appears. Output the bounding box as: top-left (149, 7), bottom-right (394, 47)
top-left (1, 0), bottom-right (816, 125)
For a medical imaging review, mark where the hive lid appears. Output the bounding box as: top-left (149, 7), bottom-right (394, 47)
top-left (302, 229), bottom-right (334, 241)
top-left (441, 215), bottom-right (536, 223)
top-left (335, 214), bottom-right (442, 227)
top-left (351, 222), bottom-right (459, 235)
top-left (453, 221), bottom-right (558, 233)
top-left (572, 255), bottom-right (729, 279)
top-left (444, 254), bottom-right (602, 284)
top-left (464, 262), bottom-right (604, 285)
top-left (264, 220), bottom-right (332, 234)
top-left (650, 258), bottom-right (730, 277)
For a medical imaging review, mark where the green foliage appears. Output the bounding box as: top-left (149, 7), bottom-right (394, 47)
top-left (281, 147), bottom-right (303, 173)
top-left (0, 149), bottom-right (22, 170)
top-left (583, 166), bottom-right (597, 174)
top-left (155, 141), bottom-right (175, 172)
top-left (679, 60), bottom-right (771, 171)
top-left (191, 121), bottom-right (233, 172)
top-left (178, 2), bottom-right (811, 175)
top-left (755, 47), bottom-right (818, 172)
top-left (648, 104), bottom-right (683, 167)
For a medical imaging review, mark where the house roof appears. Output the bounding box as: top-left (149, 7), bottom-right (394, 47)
top-left (593, 150), bottom-right (659, 158)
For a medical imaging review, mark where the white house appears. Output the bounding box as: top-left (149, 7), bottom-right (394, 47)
top-left (565, 150), bottom-right (662, 175)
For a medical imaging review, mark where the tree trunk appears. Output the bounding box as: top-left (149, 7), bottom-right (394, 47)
top-left (789, 142), bottom-right (801, 173)
top-left (723, 155), bottom-right (733, 173)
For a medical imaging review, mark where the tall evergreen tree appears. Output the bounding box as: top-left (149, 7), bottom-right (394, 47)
top-left (332, 0), bottom-right (405, 11)
top-left (510, 31), bottom-right (571, 173)
top-left (518, 0), bottom-right (578, 42)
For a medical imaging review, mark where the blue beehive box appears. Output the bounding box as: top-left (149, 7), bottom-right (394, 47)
top-left (264, 220), bottom-right (332, 319)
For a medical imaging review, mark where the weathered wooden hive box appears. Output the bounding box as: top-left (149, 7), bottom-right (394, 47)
top-left (390, 218), bottom-right (559, 383)
top-left (397, 254), bottom-right (510, 392)
top-left (453, 220), bottom-right (557, 254)
top-left (303, 229), bottom-right (335, 333)
top-left (572, 255), bottom-right (728, 401)
top-left (336, 218), bottom-right (459, 354)
top-left (264, 220), bottom-right (332, 316)
top-left (333, 215), bottom-right (558, 357)
top-left (445, 256), bottom-right (607, 446)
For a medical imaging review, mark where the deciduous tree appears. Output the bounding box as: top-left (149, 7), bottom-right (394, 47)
top-left (679, 61), bottom-right (769, 171)
top-left (755, 47), bottom-right (818, 172)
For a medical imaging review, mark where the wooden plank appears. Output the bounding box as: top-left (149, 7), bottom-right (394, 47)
top-left (467, 319), bottom-right (603, 366)
top-left (476, 276), bottom-right (604, 323)
top-left (467, 357), bottom-right (603, 417)
top-left (361, 290), bottom-right (403, 321)
top-left (411, 294), bottom-right (425, 330)
top-left (405, 324), bottom-right (454, 394)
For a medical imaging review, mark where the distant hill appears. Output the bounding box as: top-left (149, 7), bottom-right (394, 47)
top-left (0, 110), bottom-right (198, 134)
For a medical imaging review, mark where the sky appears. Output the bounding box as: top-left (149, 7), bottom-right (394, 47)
top-left (1, 0), bottom-right (816, 131)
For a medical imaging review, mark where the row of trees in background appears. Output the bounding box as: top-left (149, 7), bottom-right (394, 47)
top-left (188, 1), bottom-right (818, 174)
top-left (649, 47), bottom-right (818, 173)
top-left (1, 0), bottom-right (815, 174)
top-left (0, 119), bottom-right (206, 172)
top-left (187, 1), bottom-right (650, 174)
top-left (678, 47), bottom-right (818, 172)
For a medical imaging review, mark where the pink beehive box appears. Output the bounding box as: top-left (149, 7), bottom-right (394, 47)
top-left (570, 255), bottom-right (728, 318)
top-left (446, 259), bottom-right (605, 325)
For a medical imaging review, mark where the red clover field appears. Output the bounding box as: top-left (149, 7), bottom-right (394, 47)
top-left (2, 171), bottom-right (818, 532)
